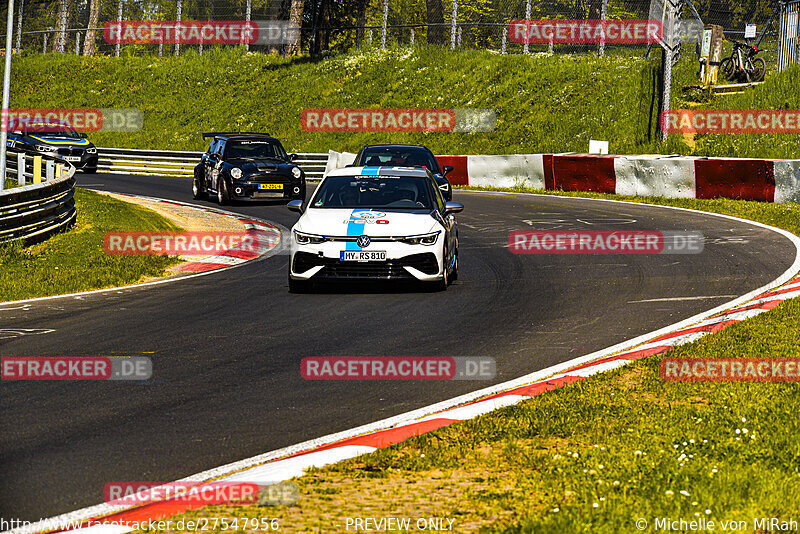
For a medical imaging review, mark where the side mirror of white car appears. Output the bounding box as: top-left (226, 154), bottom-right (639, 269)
top-left (443, 201), bottom-right (464, 215)
top-left (287, 199), bottom-right (304, 213)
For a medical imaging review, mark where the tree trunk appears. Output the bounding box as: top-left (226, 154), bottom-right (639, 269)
top-left (82, 0), bottom-right (101, 56)
top-left (355, 0), bottom-right (367, 45)
top-left (52, 0), bottom-right (72, 53)
top-left (587, 0), bottom-right (604, 19)
top-left (426, 0), bottom-right (445, 44)
top-left (286, 0), bottom-right (303, 55)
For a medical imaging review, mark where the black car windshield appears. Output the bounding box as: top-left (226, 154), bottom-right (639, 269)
top-left (225, 139), bottom-right (287, 160)
top-left (14, 121), bottom-right (81, 138)
top-left (359, 147), bottom-right (440, 174)
top-left (312, 175), bottom-right (433, 210)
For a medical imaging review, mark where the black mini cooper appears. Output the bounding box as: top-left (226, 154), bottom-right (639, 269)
top-left (193, 133), bottom-right (306, 204)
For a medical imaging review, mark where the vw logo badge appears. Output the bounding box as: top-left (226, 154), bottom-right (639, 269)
top-left (357, 235), bottom-right (371, 248)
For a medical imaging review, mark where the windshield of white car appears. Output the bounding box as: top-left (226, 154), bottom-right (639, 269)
top-left (225, 140), bottom-right (287, 160)
top-left (311, 176), bottom-right (434, 210)
top-left (359, 146), bottom-right (441, 174)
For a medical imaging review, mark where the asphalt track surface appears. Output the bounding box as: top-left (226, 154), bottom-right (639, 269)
top-left (1, 172), bottom-right (796, 521)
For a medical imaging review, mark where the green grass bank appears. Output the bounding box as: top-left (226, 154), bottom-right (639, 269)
top-left (0, 188), bottom-right (182, 302)
top-left (10, 45), bottom-right (799, 159)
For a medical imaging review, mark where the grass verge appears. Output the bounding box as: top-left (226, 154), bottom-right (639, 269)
top-left (8, 45), bottom-right (671, 156)
top-left (12, 45), bottom-right (800, 159)
top-left (154, 189), bottom-right (800, 533)
top-left (0, 188), bottom-right (183, 302)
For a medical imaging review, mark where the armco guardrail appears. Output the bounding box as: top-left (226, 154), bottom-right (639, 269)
top-left (97, 147), bottom-right (329, 180)
top-left (1, 151), bottom-right (77, 243)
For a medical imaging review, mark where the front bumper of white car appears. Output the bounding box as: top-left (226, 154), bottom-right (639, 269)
top-left (289, 233), bottom-right (445, 282)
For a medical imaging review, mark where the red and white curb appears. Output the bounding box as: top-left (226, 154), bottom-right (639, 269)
top-left (8, 196), bottom-right (800, 534)
top-left (107, 193), bottom-right (282, 273)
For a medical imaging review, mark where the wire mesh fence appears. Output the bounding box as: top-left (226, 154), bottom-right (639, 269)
top-left (0, 0), bottom-right (789, 71)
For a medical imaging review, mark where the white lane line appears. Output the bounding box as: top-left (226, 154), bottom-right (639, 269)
top-left (628, 295), bottom-right (738, 303)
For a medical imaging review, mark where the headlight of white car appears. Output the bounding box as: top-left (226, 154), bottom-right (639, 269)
top-left (230, 167), bottom-right (243, 179)
top-left (291, 166), bottom-right (302, 179)
top-left (402, 232), bottom-right (440, 246)
top-left (294, 231), bottom-right (327, 244)
top-left (35, 145), bottom-right (56, 152)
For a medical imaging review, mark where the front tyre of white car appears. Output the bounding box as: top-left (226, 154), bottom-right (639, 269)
top-left (450, 242), bottom-right (459, 282)
top-left (429, 243), bottom-right (450, 291)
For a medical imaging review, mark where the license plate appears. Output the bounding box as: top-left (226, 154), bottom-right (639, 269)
top-left (63, 156), bottom-right (81, 162)
top-left (259, 183), bottom-right (283, 190)
top-left (340, 250), bottom-right (386, 261)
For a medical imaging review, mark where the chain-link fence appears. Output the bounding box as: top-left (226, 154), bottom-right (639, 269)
top-left (0, 0), bottom-right (789, 70)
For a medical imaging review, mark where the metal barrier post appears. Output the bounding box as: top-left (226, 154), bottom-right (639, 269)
top-left (410, 28), bottom-right (414, 46)
top-left (17, 152), bottom-right (25, 185)
top-left (32, 155), bottom-right (41, 183)
top-left (501, 26), bottom-right (506, 54)
top-left (75, 31), bottom-right (81, 55)
top-left (55, 163), bottom-right (64, 179)
top-left (45, 160), bottom-right (54, 181)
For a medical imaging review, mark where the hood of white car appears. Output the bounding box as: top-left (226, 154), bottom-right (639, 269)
top-left (295, 208), bottom-right (439, 237)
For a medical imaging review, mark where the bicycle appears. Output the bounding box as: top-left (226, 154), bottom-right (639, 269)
top-left (719, 38), bottom-right (766, 82)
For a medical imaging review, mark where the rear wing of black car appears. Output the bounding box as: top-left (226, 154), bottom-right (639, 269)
top-left (202, 132), bottom-right (271, 139)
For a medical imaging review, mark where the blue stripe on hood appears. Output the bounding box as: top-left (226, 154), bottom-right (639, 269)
top-left (345, 209), bottom-right (365, 251)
